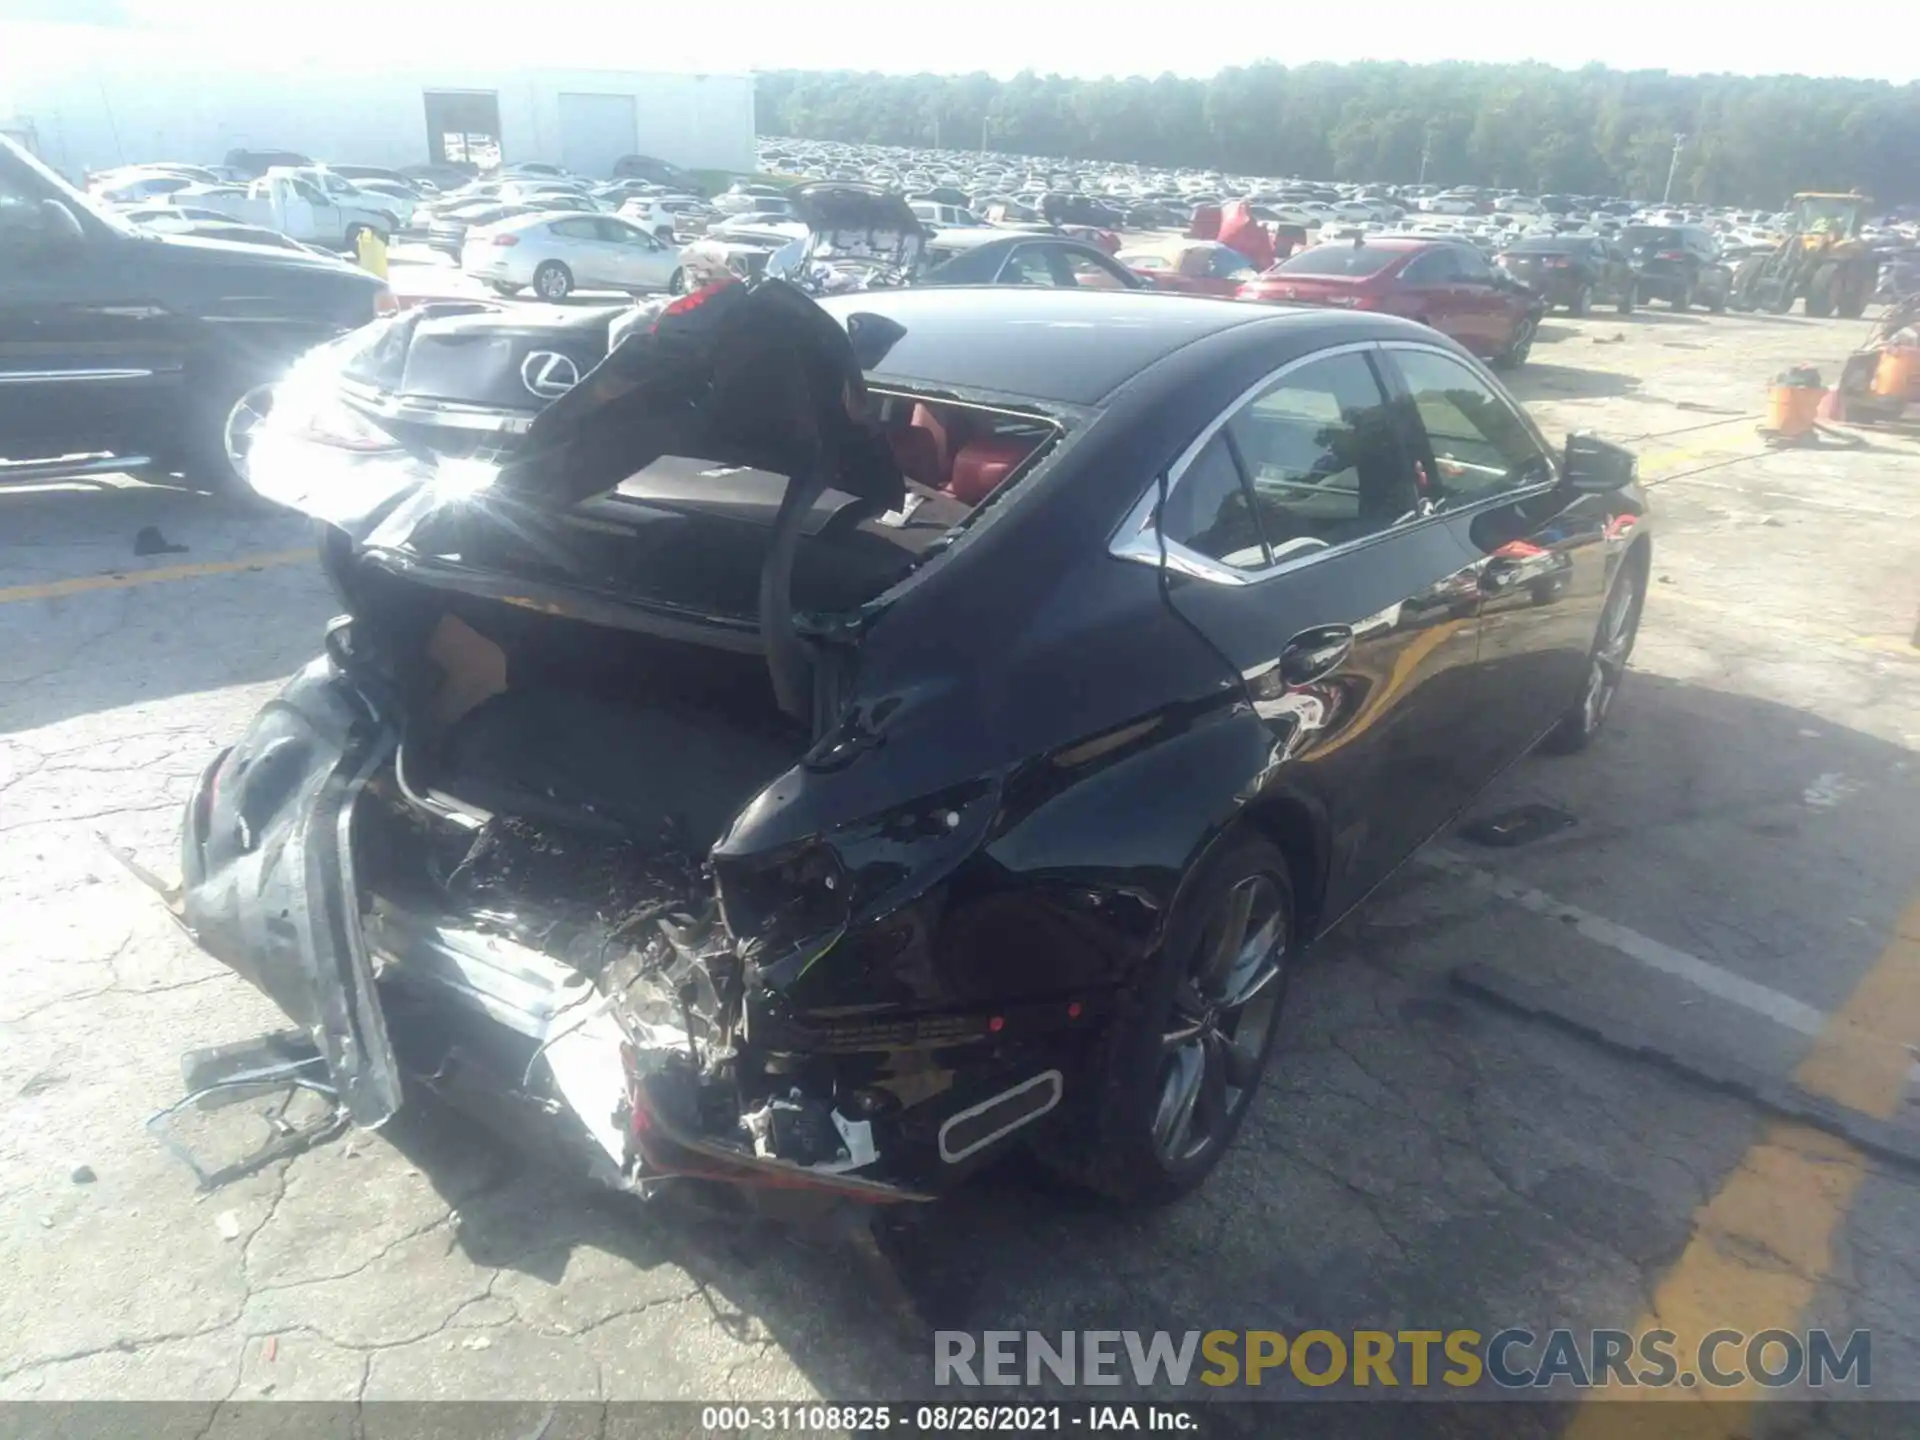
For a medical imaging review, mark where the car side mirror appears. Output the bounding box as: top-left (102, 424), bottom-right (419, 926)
top-left (1563, 432), bottom-right (1637, 493)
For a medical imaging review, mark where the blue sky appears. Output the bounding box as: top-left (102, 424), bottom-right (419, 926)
top-left (67, 0), bottom-right (1920, 83)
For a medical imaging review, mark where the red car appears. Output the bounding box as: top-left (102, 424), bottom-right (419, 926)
top-left (1238, 238), bottom-right (1545, 367)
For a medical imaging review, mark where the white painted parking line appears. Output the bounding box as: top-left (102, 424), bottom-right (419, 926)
top-left (1420, 846), bottom-right (1920, 1082)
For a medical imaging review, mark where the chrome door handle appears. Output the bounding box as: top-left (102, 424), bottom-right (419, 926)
top-left (1279, 625), bottom-right (1354, 686)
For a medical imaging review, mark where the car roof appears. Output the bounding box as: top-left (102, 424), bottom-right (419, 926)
top-left (813, 286), bottom-right (1280, 405)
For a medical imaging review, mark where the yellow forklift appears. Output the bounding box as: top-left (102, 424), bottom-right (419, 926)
top-left (1729, 193), bottom-right (1880, 318)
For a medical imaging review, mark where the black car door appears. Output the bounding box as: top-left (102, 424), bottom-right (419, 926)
top-left (0, 173), bottom-right (183, 461)
top-left (1133, 343), bottom-right (1490, 919)
top-left (1377, 341), bottom-right (1613, 773)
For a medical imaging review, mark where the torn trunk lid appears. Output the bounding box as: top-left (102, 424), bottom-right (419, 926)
top-left (187, 280), bottom-right (924, 1142)
top-left (784, 182), bottom-right (928, 288)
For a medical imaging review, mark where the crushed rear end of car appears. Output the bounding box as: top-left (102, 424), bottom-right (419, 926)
top-left (167, 281), bottom-right (1087, 1215)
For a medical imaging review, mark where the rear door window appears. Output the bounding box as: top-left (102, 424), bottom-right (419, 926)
top-left (1159, 433), bottom-right (1269, 570)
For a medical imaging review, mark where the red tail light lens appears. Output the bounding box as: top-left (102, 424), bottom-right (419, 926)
top-left (492, 233), bottom-right (519, 247)
top-left (1656, 249), bottom-right (1685, 260)
top-left (1547, 258), bottom-right (1572, 268)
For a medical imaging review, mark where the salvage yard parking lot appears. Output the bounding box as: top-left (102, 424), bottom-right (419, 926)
top-left (3, 302), bottom-right (1920, 1433)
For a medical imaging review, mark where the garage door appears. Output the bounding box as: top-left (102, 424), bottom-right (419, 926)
top-left (557, 93), bottom-right (637, 180)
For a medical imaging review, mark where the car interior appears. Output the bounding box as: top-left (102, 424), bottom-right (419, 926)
top-left (878, 395), bottom-right (1055, 507)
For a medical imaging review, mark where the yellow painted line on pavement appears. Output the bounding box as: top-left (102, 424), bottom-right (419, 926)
top-left (1648, 586), bottom-right (1918, 660)
top-left (0, 548), bottom-right (315, 605)
top-left (1563, 890), bottom-right (1920, 1437)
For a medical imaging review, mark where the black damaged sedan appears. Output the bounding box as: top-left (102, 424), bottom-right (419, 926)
top-left (173, 280), bottom-right (1648, 1212)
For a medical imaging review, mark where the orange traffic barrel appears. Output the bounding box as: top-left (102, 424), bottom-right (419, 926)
top-left (1871, 345), bottom-right (1920, 401)
top-left (1765, 383), bottom-right (1826, 437)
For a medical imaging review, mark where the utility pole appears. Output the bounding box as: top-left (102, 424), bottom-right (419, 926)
top-left (933, 114), bottom-right (940, 149)
top-left (1419, 128), bottom-right (1434, 186)
top-left (981, 113), bottom-right (989, 154)
top-left (1663, 132), bottom-right (1687, 204)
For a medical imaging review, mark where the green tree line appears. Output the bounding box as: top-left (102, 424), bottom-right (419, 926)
top-left (756, 63), bottom-right (1920, 207)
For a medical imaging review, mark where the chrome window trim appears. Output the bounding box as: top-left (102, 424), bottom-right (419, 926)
top-left (0, 367), bottom-right (155, 384)
top-left (1108, 338), bottom-right (1561, 588)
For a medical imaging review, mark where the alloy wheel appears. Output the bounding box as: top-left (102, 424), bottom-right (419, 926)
top-left (1152, 874), bottom-right (1287, 1166)
top-left (222, 384), bottom-right (275, 484)
top-left (1582, 573), bottom-right (1642, 734)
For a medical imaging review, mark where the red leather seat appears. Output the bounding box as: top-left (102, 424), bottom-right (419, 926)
top-left (888, 426), bottom-right (944, 489)
top-left (947, 436), bottom-right (1038, 506)
top-left (910, 402), bottom-right (967, 482)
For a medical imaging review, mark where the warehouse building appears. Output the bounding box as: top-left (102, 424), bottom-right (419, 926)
top-left (0, 23), bottom-right (756, 181)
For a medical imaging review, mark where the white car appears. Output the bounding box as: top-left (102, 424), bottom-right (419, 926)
top-left (620, 195), bottom-right (720, 241)
top-left (911, 201), bottom-right (986, 228)
top-left (307, 167), bottom-right (416, 230)
top-left (94, 171), bottom-right (203, 206)
top-left (462, 210), bottom-right (681, 299)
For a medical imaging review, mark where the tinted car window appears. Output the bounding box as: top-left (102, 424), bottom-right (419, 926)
top-left (1453, 245), bottom-right (1495, 281)
top-left (1225, 352), bottom-right (1415, 554)
top-left (1000, 247), bottom-right (1062, 286)
top-left (1059, 251), bottom-right (1128, 288)
top-left (1393, 349), bottom-right (1553, 503)
top-left (598, 217), bottom-right (656, 246)
top-left (549, 217), bottom-right (600, 240)
top-left (1161, 433), bottom-right (1268, 570)
top-left (1277, 243), bottom-right (1398, 278)
top-left (1401, 248), bottom-right (1460, 283)
top-left (1205, 248), bottom-right (1257, 280)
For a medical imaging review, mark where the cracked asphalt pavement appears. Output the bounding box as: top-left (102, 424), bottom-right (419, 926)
top-left (3, 302), bottom-right (1919, 1427)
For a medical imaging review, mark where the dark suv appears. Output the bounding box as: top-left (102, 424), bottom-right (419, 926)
top-left (1620, 224), bottom-right (1731, 310)
top-left (1, 136), bottom-right (390, 494)
top-left (1497, 234), bottom-right (1639, 314)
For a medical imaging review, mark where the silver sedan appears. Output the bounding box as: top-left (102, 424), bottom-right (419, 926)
top-left (461, 211), bottom-right (682, 299)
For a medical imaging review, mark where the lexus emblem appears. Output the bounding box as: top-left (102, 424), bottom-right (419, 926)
top-left (520, 350), bottom-right (581, 399)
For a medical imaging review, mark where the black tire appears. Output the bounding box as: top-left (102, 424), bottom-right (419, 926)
top-left (1836, 264), bottom-right (1872, 320)
top-left (1669, 280), bottom-right (1692, 311)
top-left (1540, 559), bottom-right (1645, 755)
top-left (1569, 284), bottom-right (1592, 317)
top-left (1806, 263), bottom-right (1838, 319)
top-left (488, 281), bottom-right (522, 296)
top-left (1617, 282), bottom-right (1637, 315)
top-left (163, 373), bottom-right (279, 501)
top-left (533, 261), bottom-right (574, 301)
top-left (1729, 257), bottom-right (1763, 312)
top-left (1706, 284), bottom-right (1727, 314)
top-left (1491, 314), bottom-right (1537, 370)
top-left (1035, 830), bottom-right (1296, 1206)
top-left (667, 267), bottom-right (687, 295)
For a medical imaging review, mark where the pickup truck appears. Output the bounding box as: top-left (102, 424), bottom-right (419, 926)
top-left (0, 135), bottom-right (393, 494)
top-left (170, 168), bottom-right (401, 251)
